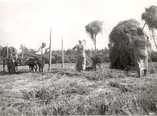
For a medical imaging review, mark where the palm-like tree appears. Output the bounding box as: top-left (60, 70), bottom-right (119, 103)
top-left (142, 5), bottom-right (157, 48)
top-left (85, 20), bottom-right (103, 51)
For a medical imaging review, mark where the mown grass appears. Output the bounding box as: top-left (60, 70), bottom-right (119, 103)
top-left (0, 63), bottom-right (157, 115)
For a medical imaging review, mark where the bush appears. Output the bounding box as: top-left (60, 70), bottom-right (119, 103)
top-left (44, 49), bottom-right (109, 64)
top-left (151, 51), bottom-right (157, 62)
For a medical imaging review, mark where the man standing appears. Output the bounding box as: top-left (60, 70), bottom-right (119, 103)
top-left (132, 28), bottom-right (149, 77)
top-left (73, 40), bottom-right (86, 72)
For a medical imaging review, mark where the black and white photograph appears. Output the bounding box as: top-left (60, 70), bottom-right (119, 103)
top-left (0, 0), bottom-right (157, 115)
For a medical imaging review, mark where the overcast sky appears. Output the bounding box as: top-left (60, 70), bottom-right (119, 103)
top-left (0, 0), bottom-right (157, 51)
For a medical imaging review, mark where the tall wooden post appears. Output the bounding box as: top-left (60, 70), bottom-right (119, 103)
top-left (48, 28), bottom-right (52, 71)
top-left (21, 50), bottom-right (23, 59)
top-left (152, 29), bottom-right (157, 49)
top-left (21, 45), bottom-right (24, 59)
top-left (93, 34), bottom-right (97, 51)
top-left (61, 37), bottom-right (64, 68)
top-left (142, 22), bottom-right (146, 31)
top-left (6, 45), bottom-right (8, 59)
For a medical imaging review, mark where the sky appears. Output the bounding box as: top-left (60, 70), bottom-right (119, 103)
top-left (0, 0), bottom-right (157, 52)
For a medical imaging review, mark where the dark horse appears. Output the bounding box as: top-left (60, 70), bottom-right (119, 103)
top-left (25, 56), bottom-right (45, 72)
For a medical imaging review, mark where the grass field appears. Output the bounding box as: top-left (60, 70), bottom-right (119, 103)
top-left (0, 63), bottom-right (157, 115)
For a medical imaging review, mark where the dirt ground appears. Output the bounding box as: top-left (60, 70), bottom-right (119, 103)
top-left (0, 63), bottom-right (157, 115)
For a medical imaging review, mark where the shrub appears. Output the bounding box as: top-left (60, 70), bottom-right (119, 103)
top-left (151, 51), bottom-right (157, 62)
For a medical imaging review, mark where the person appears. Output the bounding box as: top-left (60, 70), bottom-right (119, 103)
top-left (7, 53), bottom-right (16, 73)
top-left (36, 43), bottom-right (47, 72)
top-left (73, 40), bottom-right (86, 72)
top-left (125, 28), bottom-right (150, 77)
top-left (132, 28), bottom-right (149, 77)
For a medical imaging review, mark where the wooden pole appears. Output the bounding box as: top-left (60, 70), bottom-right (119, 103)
top-left (6, 44), bottom-right (8, 59)
top-left (48, 28), bottom-right (52, 71)
top-left (142, 22), bottom-right (146, 31)
top-left (22, 47), bottom-right (24, 59)
top-left (20, 45), bottom-right (24, 59)
top-left (94, 34), bottom-right (97, 51)
top-left (61, 37), bottom-right (64, 68)
top-left (5, 44), bottom-right (9, 72)
top-left (151, 29), bottom-right (157, 49)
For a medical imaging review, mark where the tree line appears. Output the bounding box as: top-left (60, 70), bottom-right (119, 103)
top-left (38, 48), bottom-right (109, 64)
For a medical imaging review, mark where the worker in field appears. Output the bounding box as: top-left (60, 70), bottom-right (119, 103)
top-left (132, 28), bottom-right (149, 77)
top-left (73, 40), bottom-right (86, 72)
top-left (36, 42), bottom-right (46, 72)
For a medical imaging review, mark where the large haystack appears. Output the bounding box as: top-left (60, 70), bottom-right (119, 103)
top-left (109, 19), bottom-right (145, 69)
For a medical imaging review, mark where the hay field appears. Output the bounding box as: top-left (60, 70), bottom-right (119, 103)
top-left (0, 63), bottom-right (157, 115)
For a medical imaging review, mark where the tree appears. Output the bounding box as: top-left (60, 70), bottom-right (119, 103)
top-left (0, 45), bottom-right (3, 61)
top-left (0, 46), bottom-right (17, 73)
top-left (85, 20), bottom-right (103, 51)
top-left (142, 5), bottom-right (157, 48)
top-left (19, 45), bottom-right (36, 58)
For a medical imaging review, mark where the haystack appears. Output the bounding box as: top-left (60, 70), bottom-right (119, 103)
top-left (109, 19), bottom-right (145, 69)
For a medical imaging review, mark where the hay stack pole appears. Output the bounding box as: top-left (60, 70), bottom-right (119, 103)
top-left (151, 29), bottom-right (157, 49)
top-left (6, 44), bottom-right (8, 59)
top-left (142, 22), bottom-right (146, 31)
top-left (142, 22), bottom-right (157, 49)
top-left (48, 28), bottom-right (52, 72)
top-left (21, 47), bottom-right (24, 59)
top-left (61, 37), bottom-right (64, 68)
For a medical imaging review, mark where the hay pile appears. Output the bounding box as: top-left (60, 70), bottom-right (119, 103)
top-left (109, 19), bottom-right (145, 69)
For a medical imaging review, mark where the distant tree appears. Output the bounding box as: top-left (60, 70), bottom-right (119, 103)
top-left (142, 5), bottom-right (157, 48)
top-left (0, 46), bottom-right (17, 73)
top-left (20, 45), bottom-right (29, 56)
top-left (19, 45), bottom-right (37, 60)
top-left (0, 45), bottom-right (3, 58)
top-left (85, 20), bottom-right (103, 50)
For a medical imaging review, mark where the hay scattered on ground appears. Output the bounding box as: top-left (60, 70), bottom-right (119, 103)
top-left (0, 63), bottom-right (157, 115)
